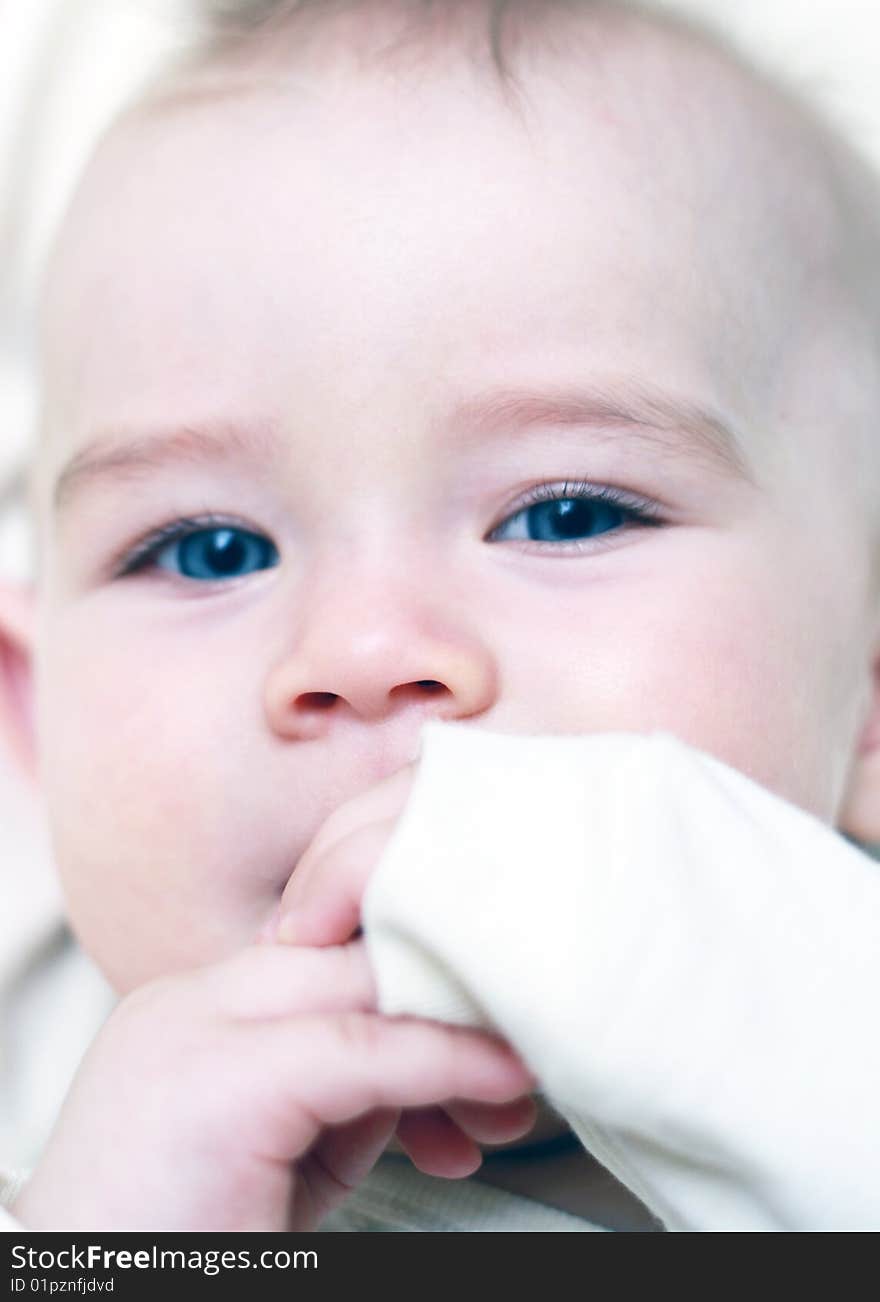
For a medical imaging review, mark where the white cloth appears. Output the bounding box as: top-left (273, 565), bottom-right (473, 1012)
top-left (3, 724), bottom-right (879, 1231)
top-left (363, 722), bottom-right (880, 1232)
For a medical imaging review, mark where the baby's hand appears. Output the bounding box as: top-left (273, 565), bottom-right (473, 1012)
top-left (271, 765), bottom-right (538, 1172)
top-left (12, 941), bottom-right (531, 1231)
top-left (268, 763), bottom-right (418, 949)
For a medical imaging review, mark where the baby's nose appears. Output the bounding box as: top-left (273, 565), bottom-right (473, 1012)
top-left (263, 582), bottom-right (498, 740)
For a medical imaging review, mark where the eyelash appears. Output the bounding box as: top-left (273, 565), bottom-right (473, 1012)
top-left (491, 480), bottom-right (663, 553)
top-left (112, 482), bottom-right (664, 578)
top-left (113, 512), bottom-right (252, 579)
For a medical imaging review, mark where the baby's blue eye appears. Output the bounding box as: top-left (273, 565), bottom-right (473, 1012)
top-left (120, 523), bottom-right (280, 581)
top-left (514, 497), bottom-right (617, 542)
top-left (491, 491), bottom-right (652, 546)
top-left (158, 527), bottom-right (278, 580)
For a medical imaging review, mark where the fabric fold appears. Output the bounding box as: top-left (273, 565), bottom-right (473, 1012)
top-left (364, 721), bottom-right (880, 1231)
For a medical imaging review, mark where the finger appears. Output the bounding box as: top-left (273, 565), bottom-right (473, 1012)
top-left (239, 1016), bottom-right (533, 1162)
top-left (185, 940), bottom-right (377, 1019)
top-left (297, 1108), bottom-right (401, 1226)
top-left (443, 1096), bottom-right (539, 1145)
top-left (277, 820), bottom-right (395, 947)
top-left (394, 1107), bottom-right (482, 1178)
top-left (271, 765), bottom-right (416, 949)
top-left (394, 1097), bottom-right (539, 1179)
top-left (298, 764), bottom-right (417, 868)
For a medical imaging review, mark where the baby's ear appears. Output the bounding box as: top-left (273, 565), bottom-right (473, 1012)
top-left (837, 653), bottom-right (880, 849)
top-left (0, 580), bottom-right (38, 785)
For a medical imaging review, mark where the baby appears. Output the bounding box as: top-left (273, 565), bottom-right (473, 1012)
top-left (1, 0), bottom-right (880, 1232)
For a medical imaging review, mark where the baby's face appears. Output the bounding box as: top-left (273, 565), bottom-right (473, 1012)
top-left (31, 19), bottom-right (876, 990)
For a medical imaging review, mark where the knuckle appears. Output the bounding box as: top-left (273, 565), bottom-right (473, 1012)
top-left (340, 940), bottom-right (374, 1008)
top-left (333, 1009), bottom-right (385, 1058)
top-left (210, 943), bottom-right (266, 988)
top-left (114, 971), bottom-right (182, 1025)
top-left (98, 976), bottom-right (200, 1077)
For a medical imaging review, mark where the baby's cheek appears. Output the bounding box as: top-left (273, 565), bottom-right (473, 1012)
top-left (514, 538), bottom-right (849, 821)
top-left (623, 569), bottom-right (851, 819)
top-left (34, 630), bottom-right (276, 990)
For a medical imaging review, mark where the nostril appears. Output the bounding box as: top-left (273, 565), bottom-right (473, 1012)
top-left (389, 680), bottom-right (449, 706)
top-left (298, 692), bottom-right (338, 710)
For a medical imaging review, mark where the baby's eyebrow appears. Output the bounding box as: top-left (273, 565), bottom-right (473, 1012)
top-left (447, 381), bottom-right (754, 483)
top-left (52, 379), bottom-right (753, 513)
top-left (53, 421), bottom-right (283, 514)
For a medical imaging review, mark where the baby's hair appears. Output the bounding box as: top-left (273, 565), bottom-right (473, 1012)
top-left (179, 0), bottom-right (791, 104)
top-left (191, 0), bottom-right (563, 76)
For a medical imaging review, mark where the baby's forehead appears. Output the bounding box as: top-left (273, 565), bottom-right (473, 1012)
top-left (44, 8), bottom-right (831, 364)
top-left (148, 3), bottom-right (825, 219)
